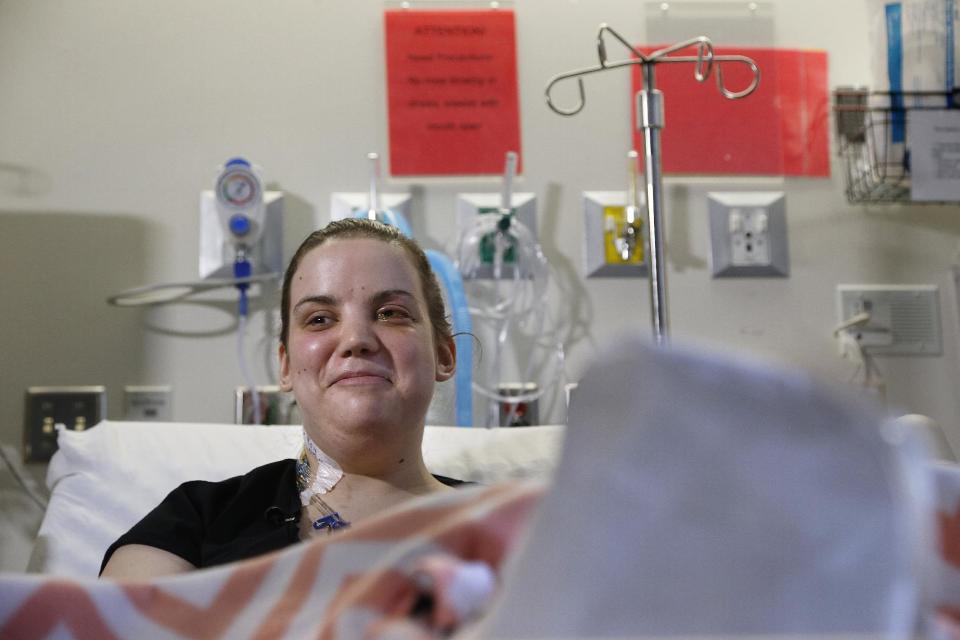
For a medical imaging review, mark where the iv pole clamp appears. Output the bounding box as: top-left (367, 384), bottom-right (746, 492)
top-left (545, 24), bottom-right (760, 345)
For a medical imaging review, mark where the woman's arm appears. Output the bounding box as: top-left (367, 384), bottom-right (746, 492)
top-left (100, 544), bottom-right (196, 579)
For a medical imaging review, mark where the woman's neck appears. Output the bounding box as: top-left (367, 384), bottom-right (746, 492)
top-left (304, 449), bottom-right (448, 524)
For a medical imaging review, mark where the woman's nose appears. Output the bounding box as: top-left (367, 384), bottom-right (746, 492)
top-left (338, 317), bottom-right (379, 357)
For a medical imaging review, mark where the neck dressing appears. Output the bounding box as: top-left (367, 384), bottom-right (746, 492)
top-left (295, 428), bottom-right (344, 506)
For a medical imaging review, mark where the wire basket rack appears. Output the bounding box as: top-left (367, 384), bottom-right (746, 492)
top-left (833, 87), bottom-right (958, 204)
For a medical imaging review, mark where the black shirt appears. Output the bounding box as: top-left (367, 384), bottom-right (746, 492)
top-left (99, 459), bottom-right (465, 575)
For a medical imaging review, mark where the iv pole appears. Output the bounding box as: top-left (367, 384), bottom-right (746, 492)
top-left (545, 25), bottom-right (760, 344)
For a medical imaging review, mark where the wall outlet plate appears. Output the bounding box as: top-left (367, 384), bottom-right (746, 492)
top-left (199, 190), bottom-right (284, 279)
top-left (836, 285), bottom-right (942, 355)
top-left (23, 386), bottom-right (106, 463)
top-left (709, 191), bottom-right (788, 278)
top-left (455, 192), bottom-right (537, 280)
top-left (583, 191), bottom-right (648, 278)
top-left (123, 385), bottom-right (172, 421)
top-left (235, 385), bottom-right (299, 425)
top-left (329, 192), bottom-right (412, 226)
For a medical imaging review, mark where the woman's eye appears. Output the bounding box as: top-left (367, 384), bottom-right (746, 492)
top-left (377, 307), bottom-right (411, 322)
top-left (306, 313), bottom-right (333, 327)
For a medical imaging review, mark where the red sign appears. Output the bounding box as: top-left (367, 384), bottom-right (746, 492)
top-left (631, 48), bottom-right (829, 177)
top-left (384, 9), bottom-right (521, 176)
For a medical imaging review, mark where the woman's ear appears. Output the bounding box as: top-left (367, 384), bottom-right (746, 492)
top-left (435, 336), bottom-right (456, 382)
top-left (278, 343), bottom-right (293, 392)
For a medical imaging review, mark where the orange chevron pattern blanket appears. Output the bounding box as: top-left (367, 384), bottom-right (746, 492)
top-left (0, 481), bottom-right (545, 640)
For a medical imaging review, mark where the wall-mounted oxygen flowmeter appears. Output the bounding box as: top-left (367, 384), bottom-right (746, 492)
top-left (211, 157), bottom-right (266, 319)
top-left (215, 157), bottom-right (265, 249)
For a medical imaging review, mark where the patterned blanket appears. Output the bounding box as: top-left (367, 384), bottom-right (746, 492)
top-left (0, 481), bottom-right (545, 640)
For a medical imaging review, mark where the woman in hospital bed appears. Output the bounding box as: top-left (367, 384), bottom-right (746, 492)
top-left (100, 218), bottom-right (466, 578)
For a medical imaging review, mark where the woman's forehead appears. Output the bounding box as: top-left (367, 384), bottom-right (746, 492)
top-left (294, 237), bottom-right (422, 295)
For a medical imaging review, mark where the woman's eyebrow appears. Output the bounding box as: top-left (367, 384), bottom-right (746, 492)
top-left (370, 289), bottom-right (417, 305)
top-left (293, 294), bottom-right (338, 311)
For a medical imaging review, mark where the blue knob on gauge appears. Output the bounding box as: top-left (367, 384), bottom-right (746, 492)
top-left (229, 214), bottom-right (252, 237)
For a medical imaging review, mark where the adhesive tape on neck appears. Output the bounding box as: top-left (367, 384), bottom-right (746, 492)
top-left (300, 428), bottom-right (344, 505)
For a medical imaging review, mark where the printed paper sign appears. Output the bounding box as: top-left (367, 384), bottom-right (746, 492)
top-left (631, 48), bottom-right (830, 177)
top-left (385, 9), bottom-right (521, 176)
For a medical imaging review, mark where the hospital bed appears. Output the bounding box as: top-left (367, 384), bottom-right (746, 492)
top-left (26, 420), bottom-right (565, 578)
top-left (7, 337), bottom-right (960, 638)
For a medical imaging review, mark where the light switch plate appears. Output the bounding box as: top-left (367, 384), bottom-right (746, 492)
top-left (709, 191), bottom-right (788, 278)
top-left (124, 385), bottom-right (172, 421)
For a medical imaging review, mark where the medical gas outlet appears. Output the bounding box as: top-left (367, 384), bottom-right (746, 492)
top-left (604, 206), bottom-right (643, 265)
top-left (708, 191), bottom-right (789, 278)
top-left (455, 192), bottom-right (538, 280)
top-left (583, 191), bottom-right (647, 278)
top-left (728, 209), bottom-right (769, 266)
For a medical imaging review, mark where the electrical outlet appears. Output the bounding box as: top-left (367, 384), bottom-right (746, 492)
top-left (235, 386), bottom-right (299, 425)
top-left (23, 386), bottom-right (106, 463)
top-left (836, 285), bottom-right (941, 355)
top-left (709, 191), bottom-right (788, 278)
top-left (124, 385), bottom-right (172, 421)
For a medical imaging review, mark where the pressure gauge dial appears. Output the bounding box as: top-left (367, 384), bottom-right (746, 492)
top-left (214, 157), bottom-right (266, 245)
top-left (215, 159), bottom-right (262, 210)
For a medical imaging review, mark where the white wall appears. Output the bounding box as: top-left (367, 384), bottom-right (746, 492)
top-left (3, 0), bottom-right (960, 571)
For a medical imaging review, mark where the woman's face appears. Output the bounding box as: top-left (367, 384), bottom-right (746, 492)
top-left (279, 238), bottom-right (455, 469)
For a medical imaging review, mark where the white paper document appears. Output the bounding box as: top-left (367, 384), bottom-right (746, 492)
top-left (910, 109), bottom-right (960, 202)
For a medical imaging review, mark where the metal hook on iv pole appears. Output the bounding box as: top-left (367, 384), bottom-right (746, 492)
top-left (544, 25), bottom-right (760, 116)
top-left (544, 24), bottom-right (760, 344)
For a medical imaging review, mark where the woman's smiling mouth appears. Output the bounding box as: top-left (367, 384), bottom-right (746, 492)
top-left (331, 371), bottom-right (391, 386)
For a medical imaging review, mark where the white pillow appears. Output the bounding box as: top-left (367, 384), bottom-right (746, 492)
top-left (29, 421), bottom-right (564, 577)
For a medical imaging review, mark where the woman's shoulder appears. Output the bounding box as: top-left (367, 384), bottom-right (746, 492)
top-left (178, 458), bottom-right (299, 511)
top-left (179, 459), bottom-right (295, 492)
top-left (100, 459), bottom-right (300, 575)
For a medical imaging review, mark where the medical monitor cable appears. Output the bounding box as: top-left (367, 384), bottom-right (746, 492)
top-left (0, 444), bottom-right (48, 511)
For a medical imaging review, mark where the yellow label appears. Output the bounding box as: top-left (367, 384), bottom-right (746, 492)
top-left (603, 206), bottom-right (644, 265)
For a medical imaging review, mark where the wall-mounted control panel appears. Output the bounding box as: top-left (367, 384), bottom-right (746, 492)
top-left (709, 191), bottom-right (789, 278)
top-left (23, 386), bottom-right (106, 463)
top-left (836, 285), bottom-right (942, 355)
